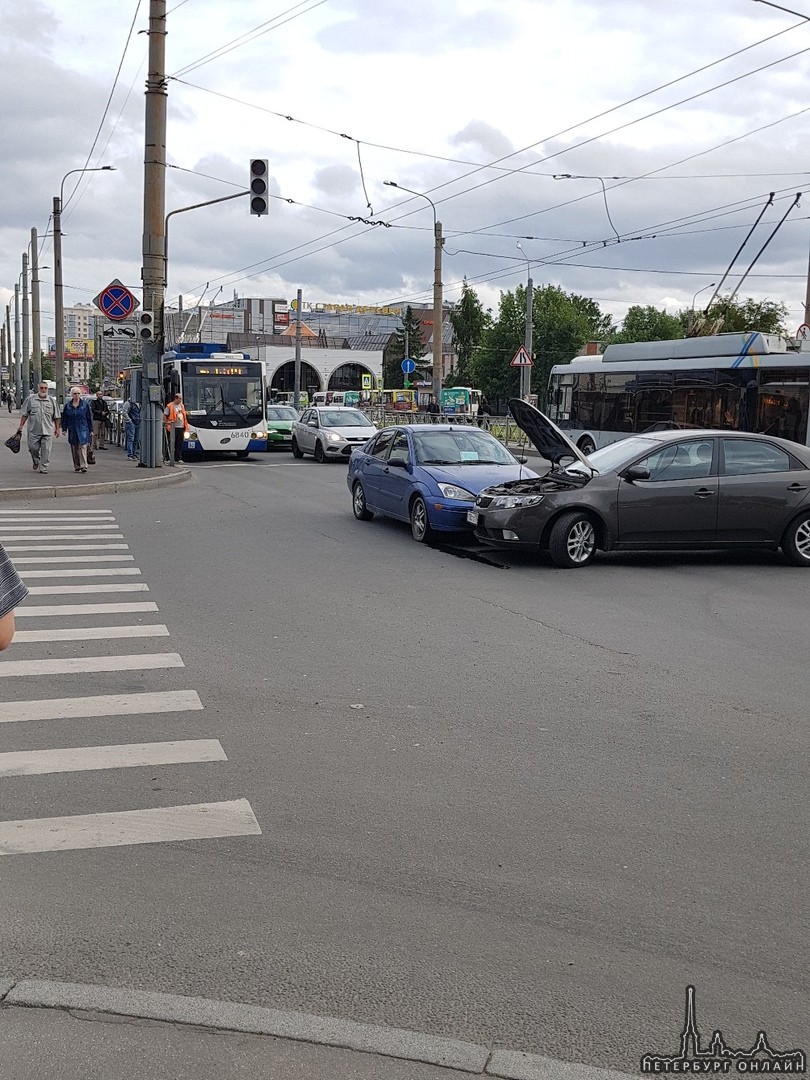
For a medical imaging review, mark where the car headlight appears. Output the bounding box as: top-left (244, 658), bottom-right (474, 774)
top-left (324, 432), bottom-right (342, 442)
top-left (491, 494), bottom-right (545, 509)
top-left (437, 482), bottom-right (475, 501)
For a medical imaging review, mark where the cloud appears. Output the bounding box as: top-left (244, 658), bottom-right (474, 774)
top-left (450, 121), bottom-right (513, 160)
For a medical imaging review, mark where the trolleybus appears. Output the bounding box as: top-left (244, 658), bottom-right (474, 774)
top-left (547, 332), bottom-right (810, 454)
top-left (162, 343), bottom-right (268, 458)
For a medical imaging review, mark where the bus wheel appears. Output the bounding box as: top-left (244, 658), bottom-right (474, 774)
top-left (578, 436), bottom-right (596, 455)
top-left (235, 449), bottom-right (249, 459)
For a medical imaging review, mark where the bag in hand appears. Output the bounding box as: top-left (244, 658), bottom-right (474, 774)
top-left (4, 431), bottom-right (22, 454)
top-left (87, 447), bottom-right (96, 465)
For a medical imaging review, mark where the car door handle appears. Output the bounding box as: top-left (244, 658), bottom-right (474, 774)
top-left (787, 483), bottom-right (807, 491)
top-left (693, 488), bottom-right (715, 498)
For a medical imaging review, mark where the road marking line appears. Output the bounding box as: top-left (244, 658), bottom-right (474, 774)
top-left (12, 556), bottom-right (135, 564)
top-left (0, 535), bottom-right (125, 543)
top-left (0, 688), bottom-right (202, 724)
top-left (0, 799), bottom-right (261, 854)
top-left (22, 568), bottom-right (142, 578)
top-left (12, 625), bottom-right (170, 643)
top-left (0, 517), bottom-right (116, 524)
top-left (16, 602), bottom-right (159, 617)
top-left (26, 583), bottom-right (148, 595)
top-left (0, 509), bottom-right (114, 514)
top-left (0, 524), bottom-right (121, 531)
top-left (0, 653), bottom-right (183, 678)
top-left (0, 739), bottom-right (226, 777)
top-left (2, 544), bottom-right (129, 552)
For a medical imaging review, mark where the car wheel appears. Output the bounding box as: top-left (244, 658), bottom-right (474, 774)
top-left (352, 482), bottom-right (374, 521)
top-left (782, 512), bottom-right (810, 566)
top-left (578, 436), bottom-right (596, 455)
top-left (314, 440), bottom-right (326, 463)
top-left (235, 449), bottom-right (249, 459)
top-left (410, 495), bottom-right (433, 543)
top-left (291, 437), bottom-right (303, 459)
top-left (548, 511), bottom-right (597, 568)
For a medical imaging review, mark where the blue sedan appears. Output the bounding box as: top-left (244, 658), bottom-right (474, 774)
top-left (347, 424), bottom-right (537, 542)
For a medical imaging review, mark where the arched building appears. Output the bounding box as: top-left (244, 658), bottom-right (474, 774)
top-left (250, 346), bottom-right (383, 397)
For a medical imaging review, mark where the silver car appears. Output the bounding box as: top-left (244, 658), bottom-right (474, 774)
top-left (291, 407), bottom-right (377, 463)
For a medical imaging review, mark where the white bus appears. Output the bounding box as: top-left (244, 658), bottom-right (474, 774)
top-left (547, 332), bottom-right (810, 454)
top-left (162, 344), bottom-right (268, 458)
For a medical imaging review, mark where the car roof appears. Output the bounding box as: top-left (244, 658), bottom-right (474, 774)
top-left (382, 424), bottom-right (488, 433)
top-left (309, 405), bottom-right (365, 411)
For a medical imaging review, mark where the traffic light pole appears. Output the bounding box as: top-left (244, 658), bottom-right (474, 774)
top-left (139, 0), bottom-right (167, 468)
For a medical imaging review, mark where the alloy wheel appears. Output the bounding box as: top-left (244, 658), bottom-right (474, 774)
top-left (567, 519), bottom-right (595, 564)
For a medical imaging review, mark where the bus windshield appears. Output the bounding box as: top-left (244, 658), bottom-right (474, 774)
top-left (184, 375), bottom-right (264, 422)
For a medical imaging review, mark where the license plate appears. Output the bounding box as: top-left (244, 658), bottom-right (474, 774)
top-left (466, 510), bottom-right (479, 525)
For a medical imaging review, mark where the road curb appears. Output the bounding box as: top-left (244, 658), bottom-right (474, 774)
top-left (0, 468), bottom-right (191, 501)
top-left (0, 977), bottom-right (632, 1080)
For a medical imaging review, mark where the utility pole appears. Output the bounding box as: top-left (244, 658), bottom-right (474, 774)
top-left (293, 289), bottom-right (302, 409)
top-left (21, 253), bottom-right (29, 400)
top-left (433, 219), bottom-right (443, 407)
top-left (13, 284), bottom-right (21, 407)
top-left (522, 271), bottom-right (533, 400)
top-left (31, 228), bottom-right (42, 389)
top-left (5, 308), bottom-right (11, 402)
top-left (139, 0), bottom-right (168, 468)
top-left (53, 196), bottom-right (65, 403)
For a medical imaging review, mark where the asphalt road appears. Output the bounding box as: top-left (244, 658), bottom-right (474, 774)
top-left (1, 452), bottom-right (807, 1071)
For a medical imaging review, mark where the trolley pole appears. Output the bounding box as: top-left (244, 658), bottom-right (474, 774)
top-left (139, 0), bottom-right (168, 468)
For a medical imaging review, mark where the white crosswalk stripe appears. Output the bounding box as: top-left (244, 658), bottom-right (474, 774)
top-left (0, 512), bottom-right (260, 855)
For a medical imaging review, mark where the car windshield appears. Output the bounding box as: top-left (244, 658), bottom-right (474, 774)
top-left (562, 436), bottom-right (661, 476)
top-left (319, 410), bottom-right (370, 428)
top-left (266, 407), bottom-right (298, 420)
top-left (413, 429), bottom-right (516, 466)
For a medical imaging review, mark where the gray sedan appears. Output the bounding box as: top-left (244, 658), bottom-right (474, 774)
top-left (471, 400), bottom-right (810, 568)
top-left (291, 407), bottom-right (377, 462)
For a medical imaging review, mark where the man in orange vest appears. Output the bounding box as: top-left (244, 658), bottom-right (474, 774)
top-left (164, 392), bottom-right (188, 466)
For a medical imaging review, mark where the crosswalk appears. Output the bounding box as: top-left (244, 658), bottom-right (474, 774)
top-left (0, 507), bottom-right (261, 856)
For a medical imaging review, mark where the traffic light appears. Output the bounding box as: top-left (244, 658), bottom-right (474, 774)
top-left (250, 159), bottom-right (269, 216)
top-left (138, 310), bottom-right (155, 342)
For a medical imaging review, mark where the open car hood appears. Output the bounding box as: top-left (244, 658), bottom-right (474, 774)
top-left (508, 399), bottom-right (597, 471)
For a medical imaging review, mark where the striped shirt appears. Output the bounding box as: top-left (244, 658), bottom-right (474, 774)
top-left (0, 543), bottom-right (28, 618)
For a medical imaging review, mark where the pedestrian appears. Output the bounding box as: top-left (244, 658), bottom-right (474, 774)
top-left (0, 540), bottom-right (28, 651)
top-left (6, 387), bottom-right (13, 413)
top-left (164, 392), bottom-right (188, 465)
top-left (90, 389), bottom-right (110, 450)
top-left (61, 386), bottom-right (94, 473)
top-left (16, 380), bottom-right (61, 474)
top-left (122, 396), bottom-right (141, 459)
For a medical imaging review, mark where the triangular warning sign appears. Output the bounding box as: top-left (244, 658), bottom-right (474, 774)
top-left (510, 345), bottom-right (533, 367)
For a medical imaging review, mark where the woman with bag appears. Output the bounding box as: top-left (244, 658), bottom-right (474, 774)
top-left (61, 388), bottom-right (93, 472)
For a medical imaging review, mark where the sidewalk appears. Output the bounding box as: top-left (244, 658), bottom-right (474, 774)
top-left (0, 411), bottom-right (190, 500)
top-left (0, 977), bottom-right (629, 1080)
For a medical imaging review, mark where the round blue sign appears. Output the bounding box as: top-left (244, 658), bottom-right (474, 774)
top-left (401, 358), bottom-right (416, 374)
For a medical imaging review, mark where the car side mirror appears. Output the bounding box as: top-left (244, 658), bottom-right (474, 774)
top-left (307, 421), bottom-right (318, 428)
top-left (517, 456), bottom-right (528, 464)
top-left (388, 458), bottom-right (408, 469)
top-left (623, 464), bottom-right (650, 482)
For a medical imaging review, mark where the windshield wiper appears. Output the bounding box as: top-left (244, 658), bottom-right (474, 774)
top-left (419, 458), bottom-right (457, 465)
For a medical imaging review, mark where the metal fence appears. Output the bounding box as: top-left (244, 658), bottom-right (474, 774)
top-left (365, 410), bottom-right (532, 450)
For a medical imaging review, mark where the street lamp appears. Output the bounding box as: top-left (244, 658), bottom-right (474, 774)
top-left (691, 283), bottom-right (716, 311)
top-left (384, 180), bottom-right (443, 406)
top-left (515, 242), bottom-right (533, 401)
top-left (53, 165), bottom-right (115, 403)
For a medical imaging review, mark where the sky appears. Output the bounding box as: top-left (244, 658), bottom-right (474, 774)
top-left (4, 0), bottom-right (810, 343)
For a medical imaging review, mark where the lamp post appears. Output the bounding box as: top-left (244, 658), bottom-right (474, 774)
top-left (691, 283), bottom-right (716, 312)
top-left (53, 165), bottom-right (115, 403)
top-left (516, 241), bottom-right (533, 400)
top-left (384, 180), bottom-right (443, 406)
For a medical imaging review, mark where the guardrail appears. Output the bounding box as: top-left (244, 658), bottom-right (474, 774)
top-left (364, 410), bottom-right (533, 449)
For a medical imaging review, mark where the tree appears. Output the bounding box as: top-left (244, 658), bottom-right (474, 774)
top-left (448, 279), bottom-right (490, 386)
top-left (609, 305), bottom-right (683, 344)
top-left (384, 305), bottom-right (426, 389)
top-left (470, 284), bottom-right (611, 407)
top-left (88, 360), bottom-right (102, 393)
top-left (684, 296), bottom-right (789, 337)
